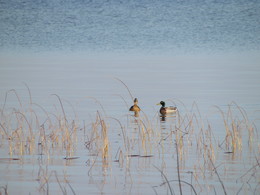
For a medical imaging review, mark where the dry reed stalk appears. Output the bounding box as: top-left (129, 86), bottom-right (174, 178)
top-left (175, 141), bottom-right (183, 195)
top-left (230, 101), bottom-right (256, 149)
top-left (209, 157), bottom-right (227, 195)
top-left (54, 171), bottom-right (76, 195)
top-left (14, 111), bottom-right (35, 154)
top-left (118, 149), bottom-right (124, 167)
top-left (236, 156), bottom-right (260, 183)
top-left (0, 185), bottom-right (8, 195)
top-left (37, 168), bottom-right (76, 195)
top-left (175, 129), bottom-right (184, 162)
top-left (37, 166), bottom-right (50, 193)
top-left (214, 106), bottom-right (232, 148)
top-left (114, 77), bottom-right (134, 101)
top-left (51, 94), bottom-right (67, 124)
top-left (9, 127), bottom-right (24, 156)
top-left (175, 101), bottom-right (203, 139)
top-left (205, 124), bottom-right (216, 164)
top-left (222, 102), bottom-right (254, 152)
top-left (87, 151), bottom-right (100, 176)
top-left (50, 95), bottom-right (79, 158)
top-left (8, 138), bottom-right (13, 156)
top-left (2, 89), bottom-right (23, 116)
top-left (154, 165), bottom-right (174, 195)
top-left (136, 117), bottom-right (154, 156)
top-left (100, 118), bottom-right (109, 159)
top-left (228, 105), bottom-right (243, 152)
top-left (0, 122), bottom-right (8, 138)
top-left (1, 88), bottom-right (81, 159)
top-left (1, 96), bottom-right (34, 156)
top-left (32, 103), bottom-right (53, 128)
top-left (113, 94), bottom-right (129, 110)
top-left (107, 117), bottom-right (128, 152)
top-left (168, 98), bottom-right (186, 109)
top-left (214, 105), bottom-right (239, 152)
top-left (86, 96), bottom-right (107, 116)
top-left (86, 112), bottom-right (110, 161)
top-left (139, 124), bottom-right (147, 155)
top-left (64, 178), bottom-right (76, 195)
top-left (156, 178), bottom-right (198, 195)
top-left (38, 124), bottom-right (48, 156)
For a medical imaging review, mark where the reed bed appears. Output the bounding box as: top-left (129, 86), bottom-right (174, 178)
top-left (0, 89), bottom-right (78, 159)
top-left (0, 85), bottom-right (259, 195)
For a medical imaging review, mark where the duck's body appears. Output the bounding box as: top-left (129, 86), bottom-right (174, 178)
top-left (129, 98), bottom-right (141, 112)
top-left (157, 101), bottom-right (177, 115)
top-left (129, 105), bottom-right (141, 112)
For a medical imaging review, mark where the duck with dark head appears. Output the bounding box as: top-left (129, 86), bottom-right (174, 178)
top-left (157, 101), bottom-right (177, 115)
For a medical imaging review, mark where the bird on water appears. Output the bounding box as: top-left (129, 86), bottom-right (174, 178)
top-left (129, 98), bottom-right (141, 112)
top-left (157, 101), bottom-right (177, 115)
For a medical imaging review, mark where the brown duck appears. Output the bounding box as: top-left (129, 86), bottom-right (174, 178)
top-left (129, 98), bottom-right (141, 112)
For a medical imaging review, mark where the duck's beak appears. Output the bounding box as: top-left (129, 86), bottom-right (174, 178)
top-left (156, 103), bottom-right (161, 105)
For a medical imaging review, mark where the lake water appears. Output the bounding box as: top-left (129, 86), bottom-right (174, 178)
top-left (1, 0), bottom-right (260, 194)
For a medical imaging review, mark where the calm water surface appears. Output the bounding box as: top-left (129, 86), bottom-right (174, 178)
top-left (1, 0), bottom-right (260, 194)
top-left (0, 53), bottom-right (259, 194)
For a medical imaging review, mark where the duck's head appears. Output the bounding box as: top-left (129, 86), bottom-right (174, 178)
top-left (157, 101), bottom-right (165, 107)
top-left (133, 98), bottom-right (138, 104)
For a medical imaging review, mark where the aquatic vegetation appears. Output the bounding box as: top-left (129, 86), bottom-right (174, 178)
top-left (0, 89), bottom-right (78, 159)
top-left (0, 184), bottom-right (8, 195)
top-left (213, 101), bottom-right (257, 153)
top-left (0, 86), bottom-right (259, 194)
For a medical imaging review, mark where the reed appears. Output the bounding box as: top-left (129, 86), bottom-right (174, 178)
top-left (0, 185), bottom-right (8, 195)
top-left (107, 116), bottom-right (128, 152)
top-left (38, 168), bottom-right (76, 195)
top-left (213, 102), bottom-right (254, 153)
top-left (114, 77), bottom-right (134, 101)
top-left (84, 110), bottom-right (111, 176)
top-left (0, 88), bottom-right (79, 160)
top-left (209, 157), bottom-right (227, 195)
top-left (154, 165), bottom-right (174, 195)
top-left (97, 112), bottom-right (109, 160)
top-left (175, 141), bottom-right (183, 195)
top-left (1, 85), bottom-right (259, 194)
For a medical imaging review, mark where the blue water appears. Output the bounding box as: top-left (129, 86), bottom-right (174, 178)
top-left (1, 1), bottom-right (260, 194)
top-left (1, 0), bottom-right (260, 54)
top-left (0, 0), bottom-right (260, 119)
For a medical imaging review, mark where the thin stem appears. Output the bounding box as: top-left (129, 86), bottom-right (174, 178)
top-left (175, 141), bottom-right (183, 195)
top-left (153, 165), bottom-right (174, 195)
top-left (114, 77), bottom-right (134, 101)
top-left (209, 158), bottom-right (227, 195)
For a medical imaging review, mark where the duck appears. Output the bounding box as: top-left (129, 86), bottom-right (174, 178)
top-left (129, 98), bottom-right (141, 112)
top-left (157, 101), bottom-right (177, 115)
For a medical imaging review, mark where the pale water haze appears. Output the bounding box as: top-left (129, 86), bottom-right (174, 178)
top-left (0, 0), bottom-right (260, 194)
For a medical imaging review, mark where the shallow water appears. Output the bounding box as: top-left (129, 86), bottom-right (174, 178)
top-left (1, 0), bottom-right (260, 194)
top-left (0, 53), bottom-right (260, 195)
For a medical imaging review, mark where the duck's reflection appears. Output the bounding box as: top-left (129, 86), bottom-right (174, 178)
top-left (128, 111), bottom-right (140, 126)
top-left (159, 113), bottom-right (177, 122)
top-left (160, 115), bottom-right (166, 122)
top-left (133, 111), bottom-right (139, 117)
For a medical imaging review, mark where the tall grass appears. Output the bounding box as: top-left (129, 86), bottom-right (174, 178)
top-left (213, 101), bottom-right (256, 153)
top-left (0, 89), bottom-right (78, 159)
top-left (0, 85), bottom-right (259, 195)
